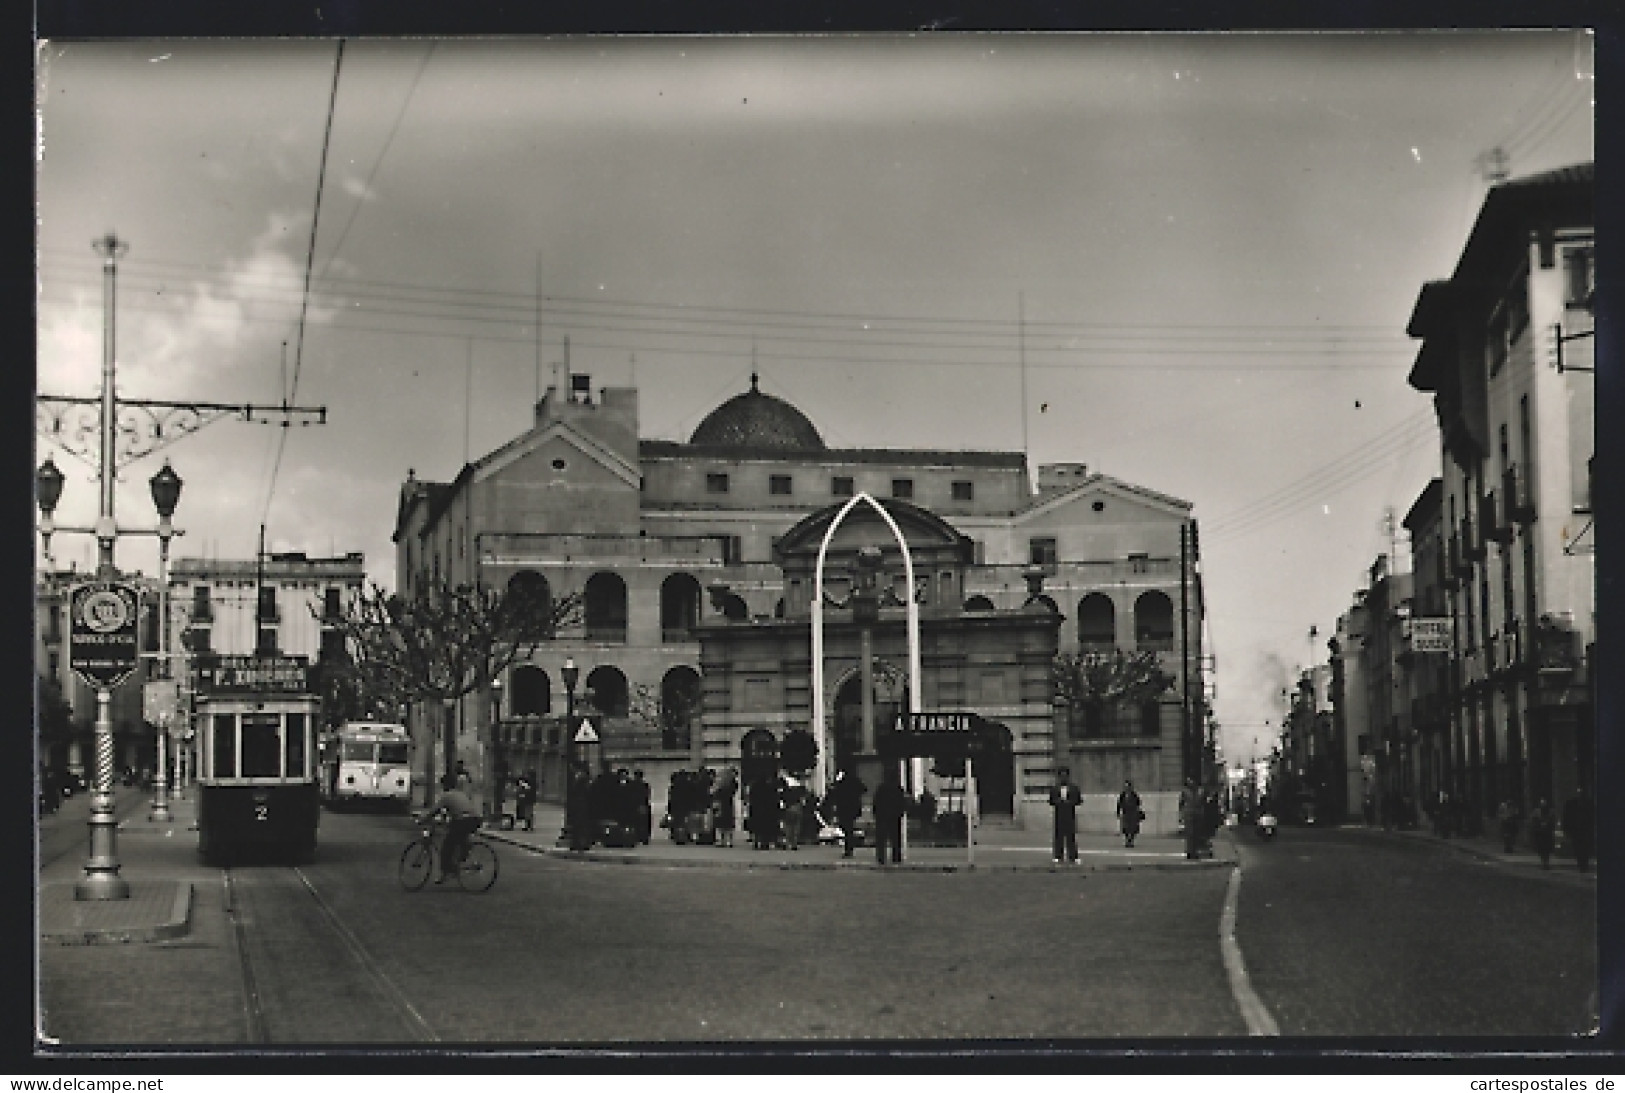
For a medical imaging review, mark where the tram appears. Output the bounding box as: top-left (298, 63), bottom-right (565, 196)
top-left (193, 653), bottom-right (321, 864)
top-left (323, 721), bottom-right (412, 810)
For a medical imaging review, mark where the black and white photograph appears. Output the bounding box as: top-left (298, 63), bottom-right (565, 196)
top-left (33, 28), bottom-right (1602, 1054)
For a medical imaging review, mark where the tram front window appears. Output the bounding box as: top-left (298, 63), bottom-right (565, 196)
top-left (341, 740), bottom-right (374, 762)
top-left (285, 713), bottom-right (306, 779)
top-left (212, 714), bottom-right (236, 778)
top-left (379, 741), bottom-right (409, 765)
top-left (242, 713), bottom-right (282, 778)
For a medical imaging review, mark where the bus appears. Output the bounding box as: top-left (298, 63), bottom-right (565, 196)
top-left (193, 653), bottom-right (321, 864)
top-left (324, 721), bottom-right (413, 810)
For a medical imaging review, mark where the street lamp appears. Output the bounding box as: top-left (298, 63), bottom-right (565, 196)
top-left (36, 458), bottom-right (65, 565)
top-left (147, 461), bottom-right (182, 823)
top-left (559, 657), bottom-right (579, 846)
top-left (35, 449), bottom-right (185, 900)
top-left (488, 674), bottom-right (505, 821)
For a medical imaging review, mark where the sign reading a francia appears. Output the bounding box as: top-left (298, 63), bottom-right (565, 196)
top-left (68, 580), bottom-right (140, 689)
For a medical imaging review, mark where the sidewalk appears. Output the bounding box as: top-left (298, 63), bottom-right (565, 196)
top-left (1367, 820), bottom-right (1598, 881)
top-left (483, 801), bottom-right (1237, 872)
top-left (38, 787), bottom-right (199, 946)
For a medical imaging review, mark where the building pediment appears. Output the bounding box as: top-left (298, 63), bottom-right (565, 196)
top-left (775, 495), bottom-right (973, 565)
top-left (472, 420), bottom-right (640, 490)
top-left (1019, 475), bottom-right (1192, 525)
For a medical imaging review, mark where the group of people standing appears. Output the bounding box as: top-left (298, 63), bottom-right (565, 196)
top-left (565, 764), bottom-right (653, 850)
top-left (1498, 789), bottom-right (1595, 872)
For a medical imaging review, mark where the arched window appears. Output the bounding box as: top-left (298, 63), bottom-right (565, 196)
top-left (963, 595), bottom-right (995, 612)
top-left (585, 665), bottom-right (629, 718)
top-left (1134, 591), bottom-right (1175, 651)
top-left (584, 572), bottom-right (629, 642)
top-left (1077, 593), bottom-right (1115, 650)
top-left (660, 573), bottom-right (702, 641)
top-left (1024, 593), bottom-right (1059, 614)
top-left (660, 666), bottom-right (702, 751)
top-left (507, 570), bottom-right (553, 641)
top-left (510, 664), bottom-right (551, 716)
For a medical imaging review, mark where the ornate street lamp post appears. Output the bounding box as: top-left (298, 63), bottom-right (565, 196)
top-left (146, 461), bottom-right (183, 823)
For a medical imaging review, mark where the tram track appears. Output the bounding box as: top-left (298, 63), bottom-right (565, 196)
top-left (222, 861), bottom-right (439, 1044)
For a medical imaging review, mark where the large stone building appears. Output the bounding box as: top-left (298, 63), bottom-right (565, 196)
top-left (1404, 162), bottom-right (1595, 819)
top-left (394, 374), bottom-right (1206, 830)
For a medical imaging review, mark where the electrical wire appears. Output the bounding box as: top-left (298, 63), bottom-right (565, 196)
top-left (260, 39), bottom-right (345, 532)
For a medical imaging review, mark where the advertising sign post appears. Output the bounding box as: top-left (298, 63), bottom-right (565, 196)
top-left (68, 580), bottom-right (141, 900)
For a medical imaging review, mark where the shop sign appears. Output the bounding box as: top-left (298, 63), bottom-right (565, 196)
top-left (1407, 617), bottom-right (1453, 653)
top-left (194, 653), bottom-right (310, 695)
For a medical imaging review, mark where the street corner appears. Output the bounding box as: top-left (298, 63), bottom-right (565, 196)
top-left (40, 879), bottom-right (193, 946)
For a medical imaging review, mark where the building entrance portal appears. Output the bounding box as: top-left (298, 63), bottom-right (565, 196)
top-left (977, 722), bottom-right (1015, 815)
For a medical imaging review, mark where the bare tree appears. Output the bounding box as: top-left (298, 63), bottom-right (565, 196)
top-left (628, 675), bottom-right (704, 752)
top-left (1051, 649), bottom-right (1173, 736)
top-left (321, 580), bottom-right (581, 799)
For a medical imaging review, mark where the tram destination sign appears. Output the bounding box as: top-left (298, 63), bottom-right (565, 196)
top-left (194, 653), bottom-right (311, 696)
top-left (68, 580), bottom-right (141, 689)
top-left (882, 711), bottom-right (989, 759)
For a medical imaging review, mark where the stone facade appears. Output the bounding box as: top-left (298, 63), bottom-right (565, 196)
top-left (394, 374), bottom-right (1206, 829)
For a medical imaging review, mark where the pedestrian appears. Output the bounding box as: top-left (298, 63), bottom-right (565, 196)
top-left (1115, 779), bottom-right (1143, 848)
top-left (1562, 787), bottom-right (1594, 873)
top-left (714, 766), bottom-right (738, 848)
top-left (781, 772), bottom-right (807, 850)
top-left (632, 769), bottom-right (652, 844)
top-left (567, 762), bottom-right (594, 852)
top-left (1496, 797), bottom-right (1521, 854)
top-left (748, 774), bottom-right (780, 850)
top-left (1527, 798), bottom-right (1556, 868)
top-left (1048, 767), bottom-right (1082, 863)
top-left (1180, 778), bottom-right (1205, 860)
top-left (872, 767), bottom-right (907, 865)
top-left (1434, 790), bottom-right (1451, 837)
top-left (830, 768), bottom-right (866, 859)
top-left (515, 770), bottom-right (537, 831)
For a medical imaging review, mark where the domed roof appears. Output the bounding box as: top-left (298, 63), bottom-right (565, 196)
top-left (689, 373), bottom-right (825, 451)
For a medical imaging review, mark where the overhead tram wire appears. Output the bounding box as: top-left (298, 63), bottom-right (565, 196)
top-left (40, 282), bottom-right (1413, 369)
top-left (314, 41), bottom-right (435, 285)
top-left (40, 250), bottom-right (1407, 343)
top-left (261, 39), bottom-right (345, 533)
top-left (1204, 416), bottom-right (1438, 540)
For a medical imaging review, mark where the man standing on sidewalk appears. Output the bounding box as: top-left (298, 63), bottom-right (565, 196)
top-left (1049, 768), bottom-right (1081, 864)
top-left (1180, 778), bottom-right (1205, 860)
top-left (872, 767), bottom-right (907, 865)
top-left (1562, 787), bottom-right (1594, 873)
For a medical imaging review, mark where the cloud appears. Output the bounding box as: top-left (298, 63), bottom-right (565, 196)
top-left (116, 210), bottom-right (339, 398)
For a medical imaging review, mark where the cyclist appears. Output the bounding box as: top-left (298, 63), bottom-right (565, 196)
top-left (430, 773), bottom-right (482, 884)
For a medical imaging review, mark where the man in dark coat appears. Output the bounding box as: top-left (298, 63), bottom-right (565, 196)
top-left (633, 770), bottom-right (653, 844)
top-left (749, 774), bottom-right (781, 850)
top-left (1115, 779), bottom-right (1143, 848)
top-left (872, 767), bottom-right (907, 864)
top-left (1179, 778), bottom-right (1205, 860)
top-left (567, 763), bottom-right (595, 852)
top-left (829, 769), bottom-right (867, 858)
top-left (1562, 787), bottom-right (1594, 872)
top-left (1049, 767), bottom-right (1082, 863)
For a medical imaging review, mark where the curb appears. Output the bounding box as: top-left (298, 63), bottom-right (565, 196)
top-left (1379, 827), bottom-right (1596, 880)
top-left (41, 882), bottom-right (194, 947)
top-left (485, 832), bottom-right (1235, 873)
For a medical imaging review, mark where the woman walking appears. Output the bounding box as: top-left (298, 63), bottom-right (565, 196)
top-left (714, 767), bottom-right (738, 848)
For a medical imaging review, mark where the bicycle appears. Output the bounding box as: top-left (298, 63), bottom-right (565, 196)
top-left (399, 812), bottom-right (500, 893)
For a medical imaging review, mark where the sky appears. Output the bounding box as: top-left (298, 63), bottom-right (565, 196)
top-left (35, 32), bottom-right (1594, 767)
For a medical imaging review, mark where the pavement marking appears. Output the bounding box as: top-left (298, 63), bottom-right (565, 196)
top-left (1219, 865), bottom-right (1279, 1036)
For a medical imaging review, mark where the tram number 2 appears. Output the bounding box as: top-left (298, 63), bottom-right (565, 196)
top-left (254, 803), bottom-right (270, 822)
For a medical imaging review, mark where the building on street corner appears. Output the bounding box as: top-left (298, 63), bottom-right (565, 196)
top-left (394, 371), bottom-right (1206, 830)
